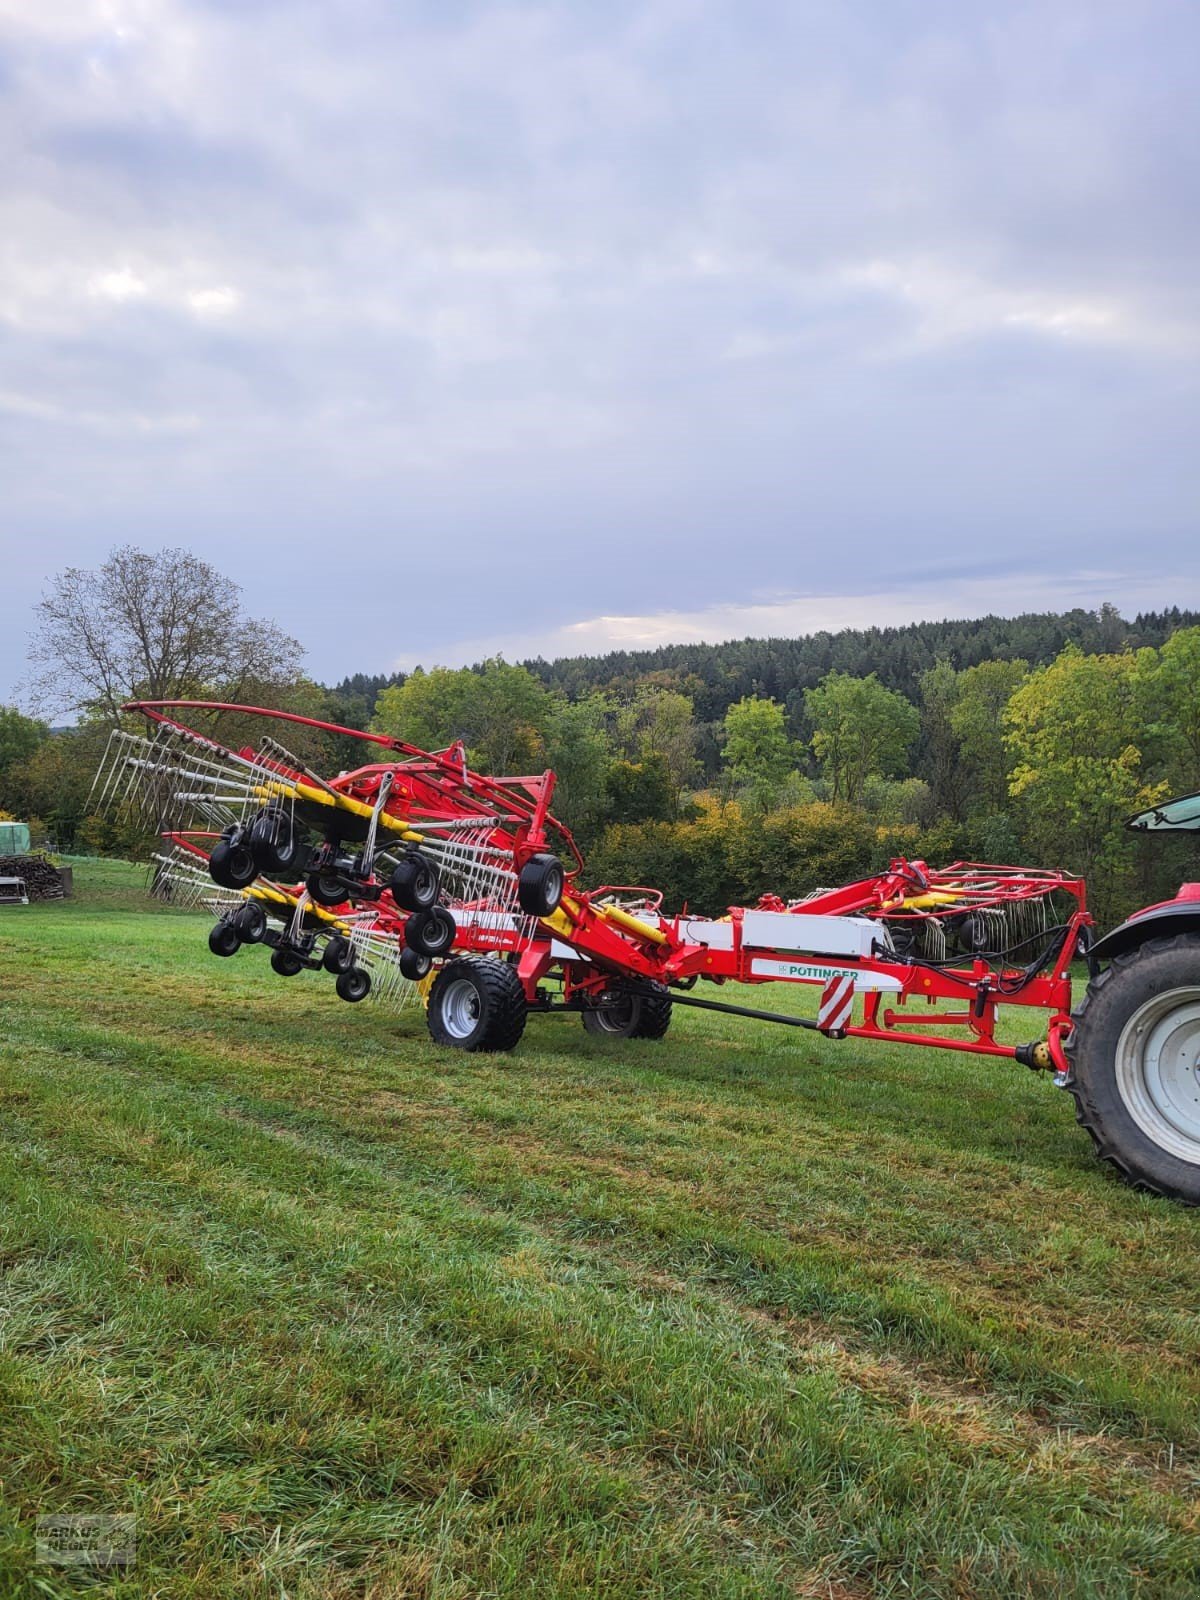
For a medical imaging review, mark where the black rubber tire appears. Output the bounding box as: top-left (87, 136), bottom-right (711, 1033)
top-left (209, 836), bottom-right (257, 889)
top-left (306, 871), bottom-right (348, 908)
top-left (517, 853), bottom-right (565, 917)
top-left (390, 853), bottom-right (441, 913)
top-left (322, 934), bottom-right (354, 974)
top-left (208, 921), bottom-right (241, 958)
top-left (581, 981), bottom-right (672, 1040)
top-left (1065, 933), bottom-right (1200, 1204)
top-left (250, 809), bottom-right (305, 876)
top-left (233, 901), bottom-right (268, 944)
top-left (335, 966), bottom-right (371, 1003)
top-left (399, 946), bottom-right (432, 981)
top-left (427, 957), bottom-right (527, 1052)
top-left (405, 906), bottom-right (457, 957)
top-left (270, 947), bottom-right (305, 977)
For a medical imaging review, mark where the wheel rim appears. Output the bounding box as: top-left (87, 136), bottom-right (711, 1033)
top-left (1115, 986), bottom-right (1200, 1163)
top-left (440, 977), bottom-right (481, 1040)
top-left (592, 992), bottom-right (637, 1033)
top-left (230, 849), bottom-right (256, 884)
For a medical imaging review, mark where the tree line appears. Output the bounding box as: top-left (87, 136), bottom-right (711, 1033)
top-left (2, 546), bottom-right (1197, 926)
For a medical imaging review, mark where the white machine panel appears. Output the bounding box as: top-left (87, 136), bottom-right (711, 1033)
top-left (740, 910), bottom-right (884, 958)
top-left (673, 916), bottom-right (735, 949)
top-left (749, 957), bottom-right (903, 991)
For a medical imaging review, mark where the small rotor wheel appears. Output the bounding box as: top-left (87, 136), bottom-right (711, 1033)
top-left (209, 834), bottom-right (257, 890)
top-left (399, 946), bottom-right (433, 981)
top-left (208, 921), bottom-right (241, 958)
top-left (250, 807), bottom-right (305, 877)
top-left (335, 966), bottom-right (372, 1003)
top-left (270, 947), bottom-right (305, 977)
top-left (390, 852), bottom-right (441, 913)
top-left (306, 871), bottom-right (348, 908)
top-left (404, 906), bottom-right (457, 957)
top-left (322, 934), bottom-right (355, 974)
top-left (517, 853), bottom-right (565, 918)
top-left (232, 901), bottom-right (268, 944)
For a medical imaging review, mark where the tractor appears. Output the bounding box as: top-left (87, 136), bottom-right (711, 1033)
top-left (1067, 790), bottom-right (1200, 1203)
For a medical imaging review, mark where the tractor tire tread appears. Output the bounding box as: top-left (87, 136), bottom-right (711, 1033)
top-left (630, 980), bottom-right (673, 1040)
top-left (1064, 932), bottom-right (1200, 1203)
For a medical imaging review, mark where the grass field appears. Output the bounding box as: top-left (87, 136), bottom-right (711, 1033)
top-left (1, 860), bottom-right (1199, 1598)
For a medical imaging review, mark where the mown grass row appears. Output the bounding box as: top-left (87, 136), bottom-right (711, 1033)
top-left (0, 861), bottom-right (1198, 1597)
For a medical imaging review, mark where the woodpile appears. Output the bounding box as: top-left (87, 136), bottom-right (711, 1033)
top-left (0, 854), bottom-right (66, 901)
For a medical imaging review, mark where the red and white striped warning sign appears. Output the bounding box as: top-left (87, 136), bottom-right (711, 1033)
top-left (818, 973), bottom-right (855, 1034)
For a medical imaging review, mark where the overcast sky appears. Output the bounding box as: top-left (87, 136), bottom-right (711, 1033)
top-left (2, 0), bottom-right (1197, 701)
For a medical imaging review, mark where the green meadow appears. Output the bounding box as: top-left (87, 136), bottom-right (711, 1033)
top-left (1, 860), bottom-right (1198, 1598)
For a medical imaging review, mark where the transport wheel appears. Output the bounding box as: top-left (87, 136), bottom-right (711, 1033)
top-left (250, 808), bottom-right (304, 876)
top-left (335, 966), bottom-right (371, 1003)
top-left (1066, 934), bottom-right (1200, 1203)
top-left (581, 981), bottom-right (672, 1040)
top-left (209, 835), bottom-right (257, 889)
top-left (427, 957), bottom-right (527, 1052)
top-left (306, 870), bottom-right (348, 908)
top-left (322, 934), bottom-right (354, 974)
top-left (270, 948), bottom-right (305, 977)
top-left (405, 906), bottom-right (457, 957)
top-left (517, 853), bottom-right (565, 917)
top-left (390, 852), bottom-right (441, 912)
top-left (208, 921), bottom-right (241, 958)
top-left (399, 946), bottom-right (432, 981)
top-left (233, 901), bottom-right (267, 944)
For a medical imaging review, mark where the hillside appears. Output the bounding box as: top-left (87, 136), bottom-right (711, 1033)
top-left (520, 605), bottom-right (1200, 722)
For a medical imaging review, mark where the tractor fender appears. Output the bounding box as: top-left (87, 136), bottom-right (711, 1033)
top-left (1090, 886), bottom-right (1200, 963)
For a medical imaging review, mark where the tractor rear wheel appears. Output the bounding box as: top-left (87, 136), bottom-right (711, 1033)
top-left (1066, 933), bottom-right (1200, 1204)
top-left (581, 981), bottom-right (672, 1040)
top-left (427, 957), bottom-right (527, 1052)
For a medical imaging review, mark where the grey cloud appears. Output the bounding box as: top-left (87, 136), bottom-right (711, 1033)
top-left (0, 0), bottom-right (1196, 694)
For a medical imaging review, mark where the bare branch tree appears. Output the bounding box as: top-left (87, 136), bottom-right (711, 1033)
top-left (29, 545), bottom-right (304, 723)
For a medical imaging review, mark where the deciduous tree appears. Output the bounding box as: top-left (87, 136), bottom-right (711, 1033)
top-left (1005, 645), bottom-right (1160, 907)
top-left (949, 658), bottom-right (1029, 814)
top-left (0, 706), bottom-right (49, 780)
top-left (29, 545), bottom-right (303, 723)
top-left (613, 685), bottom-right (699, 814)
top-left (372, 658), bottom-right (552, 776)
top-left (1135, 626), bottom-right (1200, 793)
top-left (721, 696), bottom-right (800, 807)
top-left (917, 660), bottom-right (967, 821)
top-left (805, 672), bottom-right (919, 806)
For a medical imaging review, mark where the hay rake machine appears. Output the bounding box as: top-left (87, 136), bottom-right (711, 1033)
top-left (93, 701), bottom-right (1200, 1204)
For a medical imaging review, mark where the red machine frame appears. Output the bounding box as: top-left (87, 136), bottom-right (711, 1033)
top-left (99, 700), bottom-right (1094, 1074)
